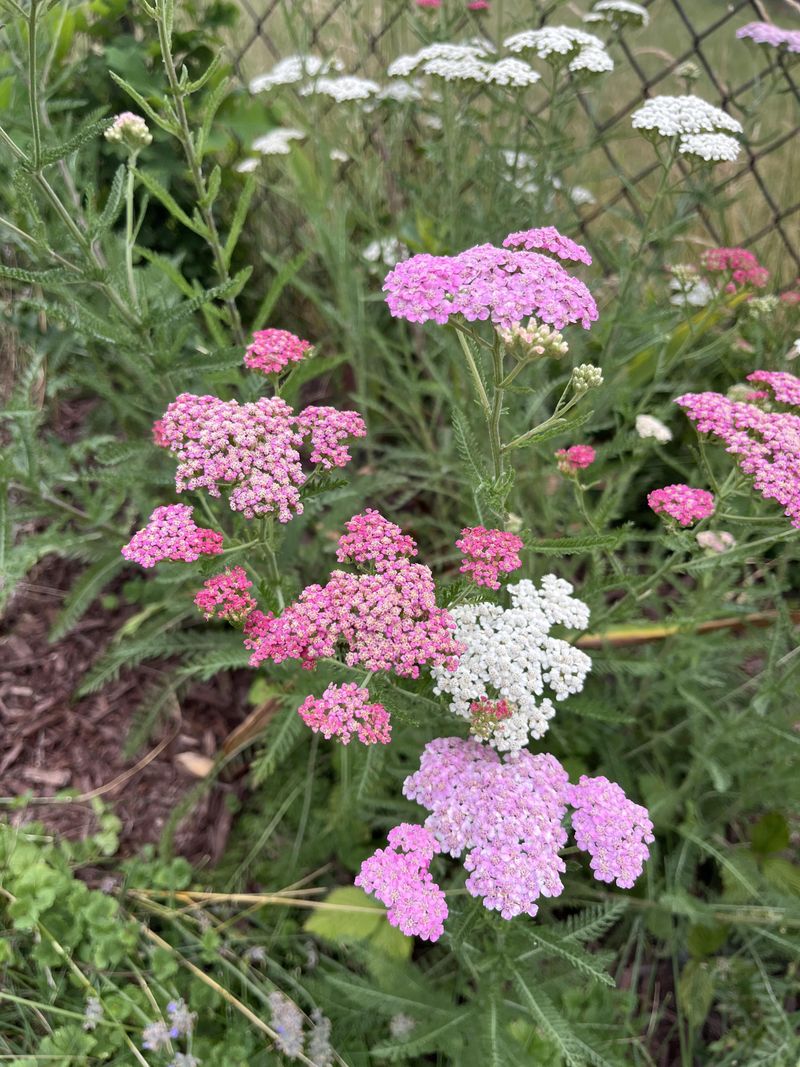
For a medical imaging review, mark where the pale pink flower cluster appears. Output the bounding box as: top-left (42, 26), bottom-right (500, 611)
top-left (244, 328), bottom-right (312, 375)
top-left (154, 393), bottom-right (365, 522)
top-left (556, 444), bottom-right (596, 472)
top-left (295, 406), bottom-right (368, 469)
top-left (336, 508), bottom-right (417, 566)
top-left (455, 526), bottom-right (524, 589)
top-left (567, 776), bottom-right (655, 888)
top-left (298, 683), bottom-right (391, 745)
top-left (194, 566), bottom-right (256, 623)
top-left (677, 371), bottom-right (800, 528)
top-left (122, 504), bottom-right (223, 568)
top-left (245, 510), bottom-right (462, 677)
top-left (647, 483), bottom-right (715, 526)
top-left (702, 247), bottom-right (769, 291)
top-left (503, 226), bottom-right (592, 266)
top-left (359, 737), bottom-right (653, 933)
top-left (736, 22), bottom-right (800, 54)
top-left (383, 233), bottom-right (598, 330)
top-left (355, 823), bottom-right (447, 941)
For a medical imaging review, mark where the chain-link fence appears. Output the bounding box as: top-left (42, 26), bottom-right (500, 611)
top-left (226, 0), bottom-right (800, 278)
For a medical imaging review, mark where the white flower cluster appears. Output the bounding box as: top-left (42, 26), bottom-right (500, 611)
top-left (432, 575), bottom-right (592, 752)
top-left (504, 27), bottom-right (614, 74)
top-left (389, 42), bottom-right (539, 86)
top-left (631, 94), bottom-right (742, 137)
top-left (300, 75), bottom-right (380, 101)
top-left (376, 80), bottom-right (423, 103)
top-left (635, 414), bottom-right (673, 443)
top-left (584, 0), bottom-right (649, 29)
top-left (249, 54), bottom-right (338, 93)
top-left (362, 236), bottom-right (408, 267)
top-left (678, 132), bottom-right (741, 163)
top-left (252, 127), bottom-right (305, 155)
top-left (669, 272), bottom-right (714, 307)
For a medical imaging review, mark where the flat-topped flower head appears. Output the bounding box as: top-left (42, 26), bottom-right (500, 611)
top-left (556, 443), bottom-right (596, 472)
top-left (702, 247), bottom-right (769, 290)
top-left (503, 226), bottom-right (592, 265)
top-left (156, 393), bottom-right (364, 521)
top-left (679, 132), bottom-right (741, 164)
top-left (504, 26), bottom-right (613, 73)
top-left (567, 776), bottom-right (655, 888)
top-left (647, 483), bottom-right (715, 526)
top-left (195, 567), bottom-right (256, 623)
top-left (337, 508), bottom-right (418, 566)
top-left (355, 823), bottom-right (447, 940)
top-left (300, 75), bottom-right (380, 101)
top-left (251, 127), bottom-right (305, 155)
top-left (383, 242), bottom-right (598, 330)
top-left (298, 683), bottom-right (391, 745)
top-left (432, 575), bottom-right (591, 750)
top-left (245, 328), bottom-right (312, 374)
top-left (122, 504), bottom-right (223, 568)
top-left (736, 22), bottom-right (800, 54)
top-left (388, 42), bottom-right (491, 79)
top-left (636, 413), bottom-right (672, 443)
top-left (456, 526), bottom-right (524, 589)
top-left (677, 371), bottom-right (800, 528)
top-left (631, 95), bottom-right (742, 138)
top-left (397, 738), bottom-right (653, 926)
top-left (249, 54), bottom-right (334, 93)
top-left (584, 0), bottom-right (649, 29)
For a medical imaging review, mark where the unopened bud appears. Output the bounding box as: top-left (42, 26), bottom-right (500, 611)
top-left (572, 363), bottom-right (603, 392)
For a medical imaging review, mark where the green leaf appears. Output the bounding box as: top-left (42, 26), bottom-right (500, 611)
top-left (252, 251), bottom-right (311, 330)
top-left (751, 812), bottom-right (790, 855)
top-left (49, 553), bottom-right (125, 641)
top-left (678, 959), bottom-right (715, 1029)
top-left (510, 972), bottom-right (587, 1067)
top-left (526, 529), bottom-right (629, 556)
top-left (521, 927), bottom-right (615, 986)
top-left (134, 166), bottom-right (208, 236)
top-left (36, 113), bottom-right (112, 167)
top-left (371, 1012), bottom-right (469, 1062)
top-left (92, 164), bottom-right (126, 237)
top-left (108, 71), bottom-right (178, 135)
top-left (304, 887), bottom-right (411, 961)
top-left (223, 171), bottom-right (256, 267)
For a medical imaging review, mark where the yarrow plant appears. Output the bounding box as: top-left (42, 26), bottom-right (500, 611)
top-left (244, 328), bottom-right (313, 374)
top-left (455, 526), bottom-right (524, 589)
top-left (647, 484), bottom-right (715, 527)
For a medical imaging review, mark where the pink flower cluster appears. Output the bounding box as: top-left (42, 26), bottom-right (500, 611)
top-left (122, 504), bottom-right (223, 568)
top-left (295, 406), bottom-right (368, 469)
top-left (455, 526), bottom-right (524, 589)
top-left (354, 738), bottom-right (653, 934)
top-left (677, 370), bottom-right (800, 528)
top-left (355, 823), bottom-right (447, 941)
top-left (702, 247), bottom-right (769, 291)
top-left (298, 683), bottom-right (391, 745)
top-left (647, 484), bottom-right (715, 526)
top-left (154, 393), bottom-right (365, 522)
top-left (245, 510), bottom-right (462, 678)
top-left (503, 227), bottom-right (592, 266)
top-left (194, 566), bottom-right (256, 623)
top-left (336, 508), bottom-right (417, 566)
top-left (244, 328), bottom-right (312, 375)
top-left (556, 444), bottom-right (596, 473)
top-left (383, 235), bottom-right (598, 331)
top-left (567, 776), bottom-right (655, 889)
top-left (736, 22), bottom-right (800, 54)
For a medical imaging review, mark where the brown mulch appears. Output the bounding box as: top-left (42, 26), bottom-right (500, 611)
top-left (0, 556), bottom-right (251, 866)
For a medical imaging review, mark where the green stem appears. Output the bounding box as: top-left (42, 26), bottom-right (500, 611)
top-left (154, 3), bottom-right (245, 345)
top-left (125, 151), bottom-right (139, 309)
top-left (454, 327), bottom-right (491, 416)
top-left (27, 0), bottom-right (42, 169)
top-left (488, 341), bottom-right (505, 480)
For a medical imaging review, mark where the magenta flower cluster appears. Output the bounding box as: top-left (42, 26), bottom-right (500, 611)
top-left (355, 823), bottom-right (447, 941)
top-left (244, 328), bottom-right (312, 375)
top-left (383, 231), bottom-right (598, 330)
top-left (336, 508), bottom-right (417, 566)
top-left (154, 393), bottom-right (365, 522)
top-left (355, 737), bottom-right (653, 935)
top-left (677, 370), bottom-right (800, 528)
top-left (702, 247), bottom-right (769, 291)
top-left (556, 444), bottom-right (596, 472)
top-left (298, 682), bottom-right (391, 745)
top-left (567, 776), bottom-right (655, 888)
top-left (503, 226), bottom-right (593, 266)
top-left (647, 484), bottom-right (715, 526)
top-left (121, 504), bottom-right (223, 568)
top-left (194, 566), bottom-right (256, 623)
top-left (455, 526), bottom-right (524, 589)
top-left (736, 22), bottom-right (800, 54)
top-left (245, 510), bottom-right (462, 678)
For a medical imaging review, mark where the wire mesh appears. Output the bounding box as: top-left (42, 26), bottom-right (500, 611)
top-left (226, 0), bottom-right (800, 278)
